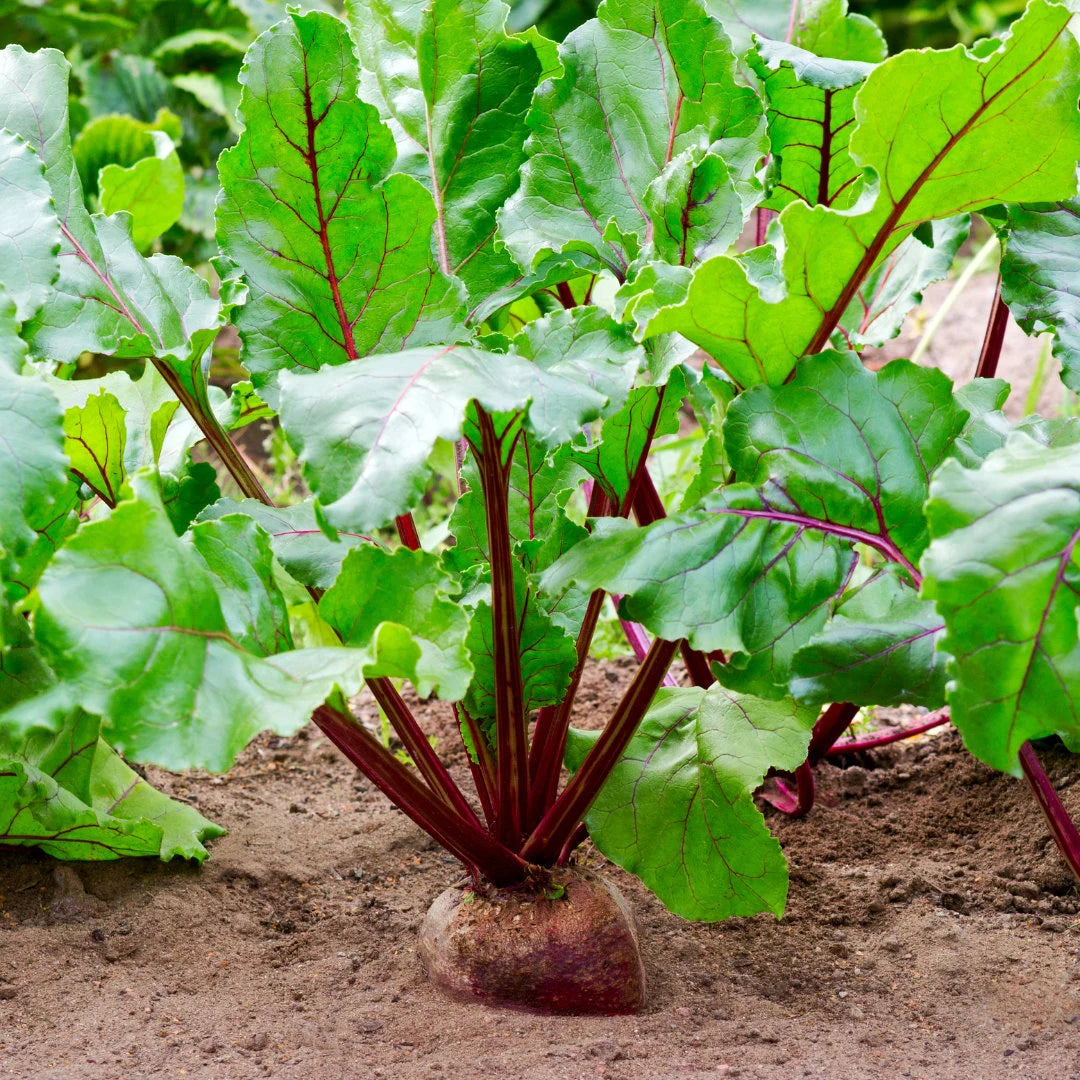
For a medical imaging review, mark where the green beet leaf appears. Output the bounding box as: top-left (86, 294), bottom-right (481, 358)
top-left (188, 515), bottom-right (294, 658)
top-left (60, 389), bottom-right (127, 509)
top-left (320, 546), bottom-right (472, 700)
top-left (0, 129), bottom-right (61, 322)
top-left (643, 145), bottom-right (745, 267)
top-left (572, 366), bottom-right (688, 510)
top-left (278, 343), bottom-right (608, 534)
top-left (0, 710), bottom-right (223, 862)
top-left (0, 364), bottom-right (70, 603)
top-left (838, 215), bottom-right (969, 349)
top-left (751, 40), bottom-right (876, 213)
top-left (565, 686), bottom-right (815, 920)
top-left (99, 131), bottom-right (186, 250)
top-left (198, 498), bottom-right (374, 591)
top-left (32, 482), bottom-right (368, 773)
top-left (633, 1), bottom-right (1080, 387)
top-left (708, 0), bottom-right (884, 61)
top-left (349, 0), bottom-right (542, 303)
top-left (497, 0), bottom-right (766, 278)
top-left (217, 10), bottom-right (464, 400)
top-left (544, 354), bottom-right (965, 695)
top-left (923, 436), bottom-right (1080, 774)
top-left (790, 568), bottom-right (946, 708)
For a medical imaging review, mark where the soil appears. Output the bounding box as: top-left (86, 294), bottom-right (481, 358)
top-left (2, 659), bottom-right (1079, 1080)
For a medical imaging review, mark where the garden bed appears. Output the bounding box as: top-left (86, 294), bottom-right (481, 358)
top-left (2, 659), bottom-right (1078, 1080)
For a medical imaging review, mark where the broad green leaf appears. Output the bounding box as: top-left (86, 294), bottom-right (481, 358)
top-left (837, 215), bottom-right (969, 349)
top-left (751, 40), bottom-right (875, 213)
top-left (951, 378), bottom-right (1080, 467)
top-left (32, 485), bottom-right (367, 772)
top-left (0, 129), bottom-right (61, 322)
top-left (350, 0), bottom-right (542, 302)
top-left (790, 568), bottom-right (946, 707)
top-left (565, 686), bottom-right (815, 920)
top-left (545, 354), bottom-right (965, 694)
top-left (217, 10), bottom-right (464, 400)
top-left (497, 0), bottom-right (766, 278)
top-left (513, 306), bottom-right (644, 415)
top-left (61, 389), bottom-right (127, 508)
top-left (83, 734), bottom-right (226, 861)
top-left (161, 460), bottom-right (221, 534)
top-left (923, 436), bottom-right (1080, 773)
top-left (0, 710), bottom-right (223, 861)
top-left (320, 546), bottom-right (472, 699)
top-left (633, 2), bottom-right (1080, 387)
top-left (99, 132), bottom-right (185, 249)
top-left (278, 343), bottom-right (608, 534)
top-left (543, 495), bottom-right (855, 695)
top-left (0, 759), bottom-right (164, 860)
top-left (0, 365), bottom-right (70, 601)
top-left (725, 353), bottom-right (966, 566)
top-left (1000, 194), bottom-right (1080, 393)
top-left (188, 516), bottom-right (293, 658)
top-left (198, 498), bottom-right (374, 590)
top-left (0, 601), bottom-right (68, 732)
top-left (707, 0), bottom-right (884, 60)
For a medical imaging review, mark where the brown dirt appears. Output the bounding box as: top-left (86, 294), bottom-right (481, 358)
top-left (2, 659), bottom-right (1080, 1080)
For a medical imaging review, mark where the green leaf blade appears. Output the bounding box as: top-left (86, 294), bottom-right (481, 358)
top-left (566, 686), bottom-right (814, 921)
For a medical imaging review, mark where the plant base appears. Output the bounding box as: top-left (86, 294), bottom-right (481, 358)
top-left (418, 867), bottom-right (645, 1014)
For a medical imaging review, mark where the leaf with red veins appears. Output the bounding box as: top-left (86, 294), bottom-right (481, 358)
top-left (544, 353), bottom-right (968, 697)
top-left (791, 567), bottom-right (947, 708)
top-left (278, 343), bottom-right (608, 535)
top-left (565, 686), bottom-right (815, 921)
top-left (923, 437), bottom-right (1080, 774)
top-left (218, 11), bottom-right (464, 401)
top-left (32, 482), bottom-right (371, 774)
top-left (708, 0), bottom-right (885, 60)
top-left (836, 215), bottom-right (969, 350)
top-left (0, 710), bottom-right (224, 862)
top-left (498, 0), bottom-right (765, 277)
top-left (725, 352), bottom-right (967, 568)
top-left (750, 40), bottom-right (875, 214)
top-left (198, 497), bottom-right (377, 591)
top-left (635, 2), bottom-right (1080, 387)
top-left (349, 0), bottom-right (543, 305)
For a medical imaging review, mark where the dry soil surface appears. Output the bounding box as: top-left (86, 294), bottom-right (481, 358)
top-left (2, 660), bottom-right (1079, 1080)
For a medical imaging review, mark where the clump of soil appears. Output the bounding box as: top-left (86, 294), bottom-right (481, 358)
top-left (2, 659), bottom-right (1079, 1080)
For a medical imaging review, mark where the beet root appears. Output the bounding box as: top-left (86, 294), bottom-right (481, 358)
top-left (418, 867), bottom-right (645, 1014)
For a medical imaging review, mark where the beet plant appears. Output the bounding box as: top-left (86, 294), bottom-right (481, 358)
top-left (4, 0), bottom-right (1080, 1014)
